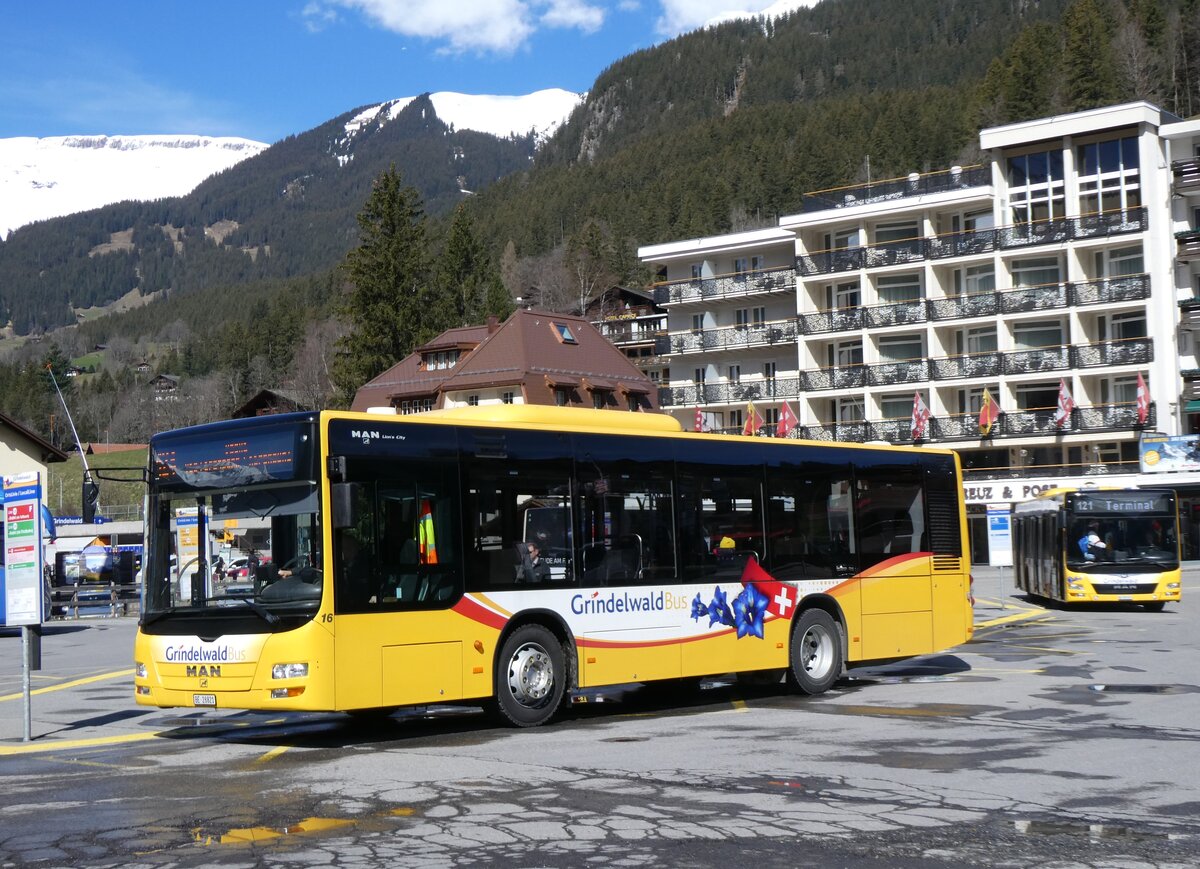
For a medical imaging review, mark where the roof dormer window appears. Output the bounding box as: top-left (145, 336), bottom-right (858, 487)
top-left (550, 322), bottom-right (577, 344)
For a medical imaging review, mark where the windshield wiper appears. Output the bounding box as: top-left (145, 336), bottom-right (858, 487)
top-left (217, 594), bottom-right (281, 625)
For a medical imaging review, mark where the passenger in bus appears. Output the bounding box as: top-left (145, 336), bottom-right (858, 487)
top-left (518, 542), bottom-right (551, 583)
top-left (1078, 522), bottom-right (1108, 561)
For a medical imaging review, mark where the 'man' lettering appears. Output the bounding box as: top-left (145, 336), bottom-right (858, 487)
top-left (185, 665), bottom-right (221, 678)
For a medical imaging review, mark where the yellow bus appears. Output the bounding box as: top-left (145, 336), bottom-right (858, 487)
top-left (134, 406), bottom-right (973, 727)
top-left (1011, 487), bottom-right (1181, 611)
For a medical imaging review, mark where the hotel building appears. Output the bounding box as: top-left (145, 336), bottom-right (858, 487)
top-left (639, 102), bottom-right (1200, 558)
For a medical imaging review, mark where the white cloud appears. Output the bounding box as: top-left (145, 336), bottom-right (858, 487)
top-left (301, 1), bottom-right (340, 32)
top-left (540, 0), bottom-right (606, 32)
top-left (323, 0), bottom-right (607, 53)
top-left (655, 0), bottom-right (820, 37)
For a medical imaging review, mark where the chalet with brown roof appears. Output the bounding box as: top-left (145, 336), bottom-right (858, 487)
top-left (231, 388), bottom-right (311, 419)
top-left (352, 310), bottom-right (659, 414)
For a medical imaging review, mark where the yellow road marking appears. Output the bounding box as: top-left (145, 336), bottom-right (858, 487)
top-left (975, 611), bottom-right (1054, 629)
top-left (0, 669), bottom-right (134, 703)
top-left (731, 699), bottom-right (748, 712)
top-left (1000, 643), bottom-right (1077, 655)
top-left (0, 731), bottom-right (160, 756)
top-left (252, 745), bottom-right (290, 765)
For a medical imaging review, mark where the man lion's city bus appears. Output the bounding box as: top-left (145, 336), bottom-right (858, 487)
top-left (1012, 487), bottom-right (1181, 611)
top-left (133, 406), bottom-right (974, 727)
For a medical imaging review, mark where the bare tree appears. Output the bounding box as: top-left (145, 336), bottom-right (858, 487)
top-left (1114, 19), bottom-right (1162, 102)
top-left (286, 318), bottom-right (347, 411)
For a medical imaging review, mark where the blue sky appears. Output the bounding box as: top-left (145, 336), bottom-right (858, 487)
top-left (0, 0), bottom-right (813, 143)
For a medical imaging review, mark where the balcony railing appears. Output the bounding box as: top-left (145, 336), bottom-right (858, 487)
top-left (799, 421), bottom-right (868, 442)
top-left (998, 282), bottom-right (1068, 314)
top-left (658, 378), bottom-right (804, 407)
top-left (798, 165), bottom-right (990, 213)
top-left (1003, 346), bottom-right (1071, 374)
top-left (796, 208), bottom-right (1146, 276)
top-left (927, 291), bottom-right (1000, 320)
top-left (1071, 274), bottom-right (1150, 306)
top-left (866, 359), bottom-right (928, 386)
top-left (1172, 157), bottom-right (1200, 194)
top-left (930, 351), bottom-right (1003, 380)
top-left (1073, 337), bottom-right (1153, 368)
top-left (1177, 229), bottom-right (1200, 262)
top-left (864, 299), bottom-right (926, 328)
top-left (652, 266), bottom-right (794, 305)
top-left (962, 459), bottom-right (1139, 481)
top-left (801, 365), bottom-right (867, 391)
top-left (597, 322), bottom-right (667, 344)
top-left (798, 307), bottom-right (863, 334)
top-left (667, 320), bottom-right (799, 354)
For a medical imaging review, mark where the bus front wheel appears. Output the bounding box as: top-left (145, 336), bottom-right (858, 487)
top-left (1142, 601), bottom-right (1166, 612)
top-left (495, 624), bottom-right (565, 727)
top-left (788, 609), bottom-right (842, 695)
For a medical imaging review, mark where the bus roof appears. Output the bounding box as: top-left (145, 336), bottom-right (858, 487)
top-left (326, 406), bottom-right (960, 457)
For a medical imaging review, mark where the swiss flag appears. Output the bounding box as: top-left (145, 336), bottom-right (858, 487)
top-left (1054, 378), bottom-right (1075, 429)
top-left (776, 401), bottom-right (798, 438)
top-left (740, 557), bottom-right (797, 620)
top-left (910, 391), bottom-right (930, 440)
top-left (1136, 372), bottom-right (1150, 425)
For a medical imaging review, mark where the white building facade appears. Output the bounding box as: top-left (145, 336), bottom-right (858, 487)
top-left (640, 102), bottom-right (1200, 560)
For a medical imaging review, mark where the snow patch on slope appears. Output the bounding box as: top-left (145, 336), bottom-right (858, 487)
top-left (0, 135), bottom-right (267, 240)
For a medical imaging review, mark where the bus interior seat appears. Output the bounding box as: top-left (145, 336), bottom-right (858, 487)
top-left (605, 534), bottom-right (642, 584)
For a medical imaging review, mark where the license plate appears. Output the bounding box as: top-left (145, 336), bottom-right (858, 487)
top-left (1118, 596), bottom-right (1132, 601)
top-left (193, 693), bottom-right (217, 707)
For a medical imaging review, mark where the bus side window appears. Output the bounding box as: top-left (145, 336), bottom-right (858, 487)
top-left (576, 464), bottom-right (674, 586)
top-left (765, 468), bottom-right (854, 579)
top-left (677, 470), bottom-right (764, 582)
top-left (854, 463), bottom-right (925, 571)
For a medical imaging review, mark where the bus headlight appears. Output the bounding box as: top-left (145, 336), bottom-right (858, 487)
top-left (272, 663), bottom-right (308, 680)
top-left (135, 662), bottom-right (147, 678)
top-left (1167, 582), bottom-right (1180, 589)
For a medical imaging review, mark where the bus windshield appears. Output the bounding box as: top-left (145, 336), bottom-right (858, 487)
top-left (141, 415), bottom-right (322, 623)
top-left (1065, 514), bottom-right (1178, 570)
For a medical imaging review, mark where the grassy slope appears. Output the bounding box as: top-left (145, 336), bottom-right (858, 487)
top-left (44, 448), bottom-right (147, 518)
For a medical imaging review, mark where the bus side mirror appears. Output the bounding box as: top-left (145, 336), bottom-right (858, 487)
top-left (330, 482), bottom-right (361, 530)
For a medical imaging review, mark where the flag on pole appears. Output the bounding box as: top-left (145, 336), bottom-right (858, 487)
top-left (776, 401), bottom-right (798, 438)
top-left (743, 400), bottom-right (762, 436)
top-left (1054, 378), bottom-right (1075, 429)
top-left (694, 406), bottom-right (704, 432)
top-left (978, 387), bottom-right (1001, 437)
top-left (1136, 372), bottom-right (1150, 424)
top-left (910, 391), bottom-right (931, 440)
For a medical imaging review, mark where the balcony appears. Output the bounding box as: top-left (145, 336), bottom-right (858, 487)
top-left (1003, 346), bottom-right (1071, 375)
top-left (798, 165), bottom-right (990, 214)
top-left (1172, 157), bottom-right (1200, 194)
top-left (864, 299), bottom-right (927, 328)
top-left (930, 402), bottom-right (1155, 442)
top-left (1177, 229), bottom-right (1200, 262)
top-left (652, 266), bottom-right (794, 306)
top-left (1072, 337), bottom-right (1153, 368)
top-left (929, 351), bottom-right (1003, 381)
top-left (596, 320), bottom-right (667, 345)
top-left (867, 359), bottom-right (929, 386)
top-left (799, 420), bottom-right (868, 442)
top-left (927, 291), bottom-right (999, 320)
top-left (658, 377), bottom-right (803, 408)
top-left (665, 320), bottom-right (798, 354)
top-left (801, 365), bottom-right (867, 391)
top-left (998, 282), bottom-right (1068, 314)
top-left (962, 459), bottom-right (1139, 482)
top-left (797, 209), bottom-right (1146, 277)
top-left (1071, 273), bottom-right (1150, 306)
top-left (798, 307), bottom-right (863, 334)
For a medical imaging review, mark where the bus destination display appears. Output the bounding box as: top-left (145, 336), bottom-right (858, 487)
top-left (152, 426), bottom-right (304, 489)
top-left (1070, 493), bottom-right (1172, 515)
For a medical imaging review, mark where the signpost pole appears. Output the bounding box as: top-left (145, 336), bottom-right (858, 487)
top-left (22, 627), bottom-right (32, 742)
top-left (4, 471), bottom-right (46, 742)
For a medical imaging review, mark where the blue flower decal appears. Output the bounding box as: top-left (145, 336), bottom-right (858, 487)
top-left (732, 584), bottom-right (768, 639)
top-left (707, 585), bottom-right (734, 628)
top-left (690, 592), bottom-right (707, 621)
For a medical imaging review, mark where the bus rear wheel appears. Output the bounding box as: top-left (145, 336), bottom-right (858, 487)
top-left (495, 624), bottom-right (565, 727)
top-left (788, 609), bottom-right (842, 695)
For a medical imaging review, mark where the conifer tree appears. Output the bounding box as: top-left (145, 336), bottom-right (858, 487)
top-left (332, 166), bottom-right (432, 401)
top-left (1063, 0), bottom-right (1120, 111)
top-left (436, 204), bottom-right (511, 326)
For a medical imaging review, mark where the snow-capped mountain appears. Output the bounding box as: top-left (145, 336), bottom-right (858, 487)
top-left (0, 90), bottom-right (581, 240)
top-left (0, 134), bottom-right (268, 240)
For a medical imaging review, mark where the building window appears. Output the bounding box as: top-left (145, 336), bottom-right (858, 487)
top-left (828, 281), bottom-right (860, 310)
top-left (958, 385), bottom-right (1000, 415)
top-left (1101, 375), bottom-right (1142, 405)
top-left (730, 409), bottom-right (744, 430)
top-left (735, 308), bottom-right (749, 329)
top-left (763, 407), bottom-right (779, 429)
top-left (691, 263), bottom-right (704, 280)
top-left (957, 326), bottom-right (998, 355)
top-left (1007, 148), bottom-right (1066, 223)
top-left (551, 322), bottom-right (577, 344)
top-left (627, 394), bottom-right (643, 412)
top-left (763, 362), bottom-right (776, 381)
top-left (423, 350), bottom-right (460, 370)
top-left (881, 394), bottom-right (913, 420)
top-left (467, 395), bottom-right (480, 406)
top-left (825, 228), bottom-right (861, 250)
top-left (874, 221), bottom-right (919, 244)
top-left (1100, 312), bottom-right (1146, 341)
top-left (734, 256), bottom-right (750, 276)
top-left (876, 273), bottom-right (922, 304)
top-left (554, 387), bottom-right (571, 406)
top-left (752, 306), bottom-right (766, 326)
top-left (592, 390), bottom-right (609, 409)
top-left (502, 391), bottom-right (514, 404)
top-left (727, 364), bottom-right (741, 383)
top-left (692, 313), bottom-right (705, 333)
top-left (836, 397), bottom-right (864, 422)
top-left (1011, 256), bottom-right (1062, 288)
top-left (1095, 244), bottom-right (1143, 278)
top-left (878, 334), bottom-right (923, 362)
top-left (1016, 381), bottom-right (1058, 410)
top-left (1078, 136), bottom-right (1140, 214)
top-left (694, 367), bottom-right (706, 384)
top-left (751, 254), bottom-right (765, 272)
top-left (1013, 320), bottom-right (1064, 349)
top-left (829, 340), bottom-right (863, 368)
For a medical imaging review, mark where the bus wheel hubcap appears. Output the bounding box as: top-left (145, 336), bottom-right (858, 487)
top-left (800, 625), bottom-right (833, 677)
top-left (508, 643), bottom-right (553, 705)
